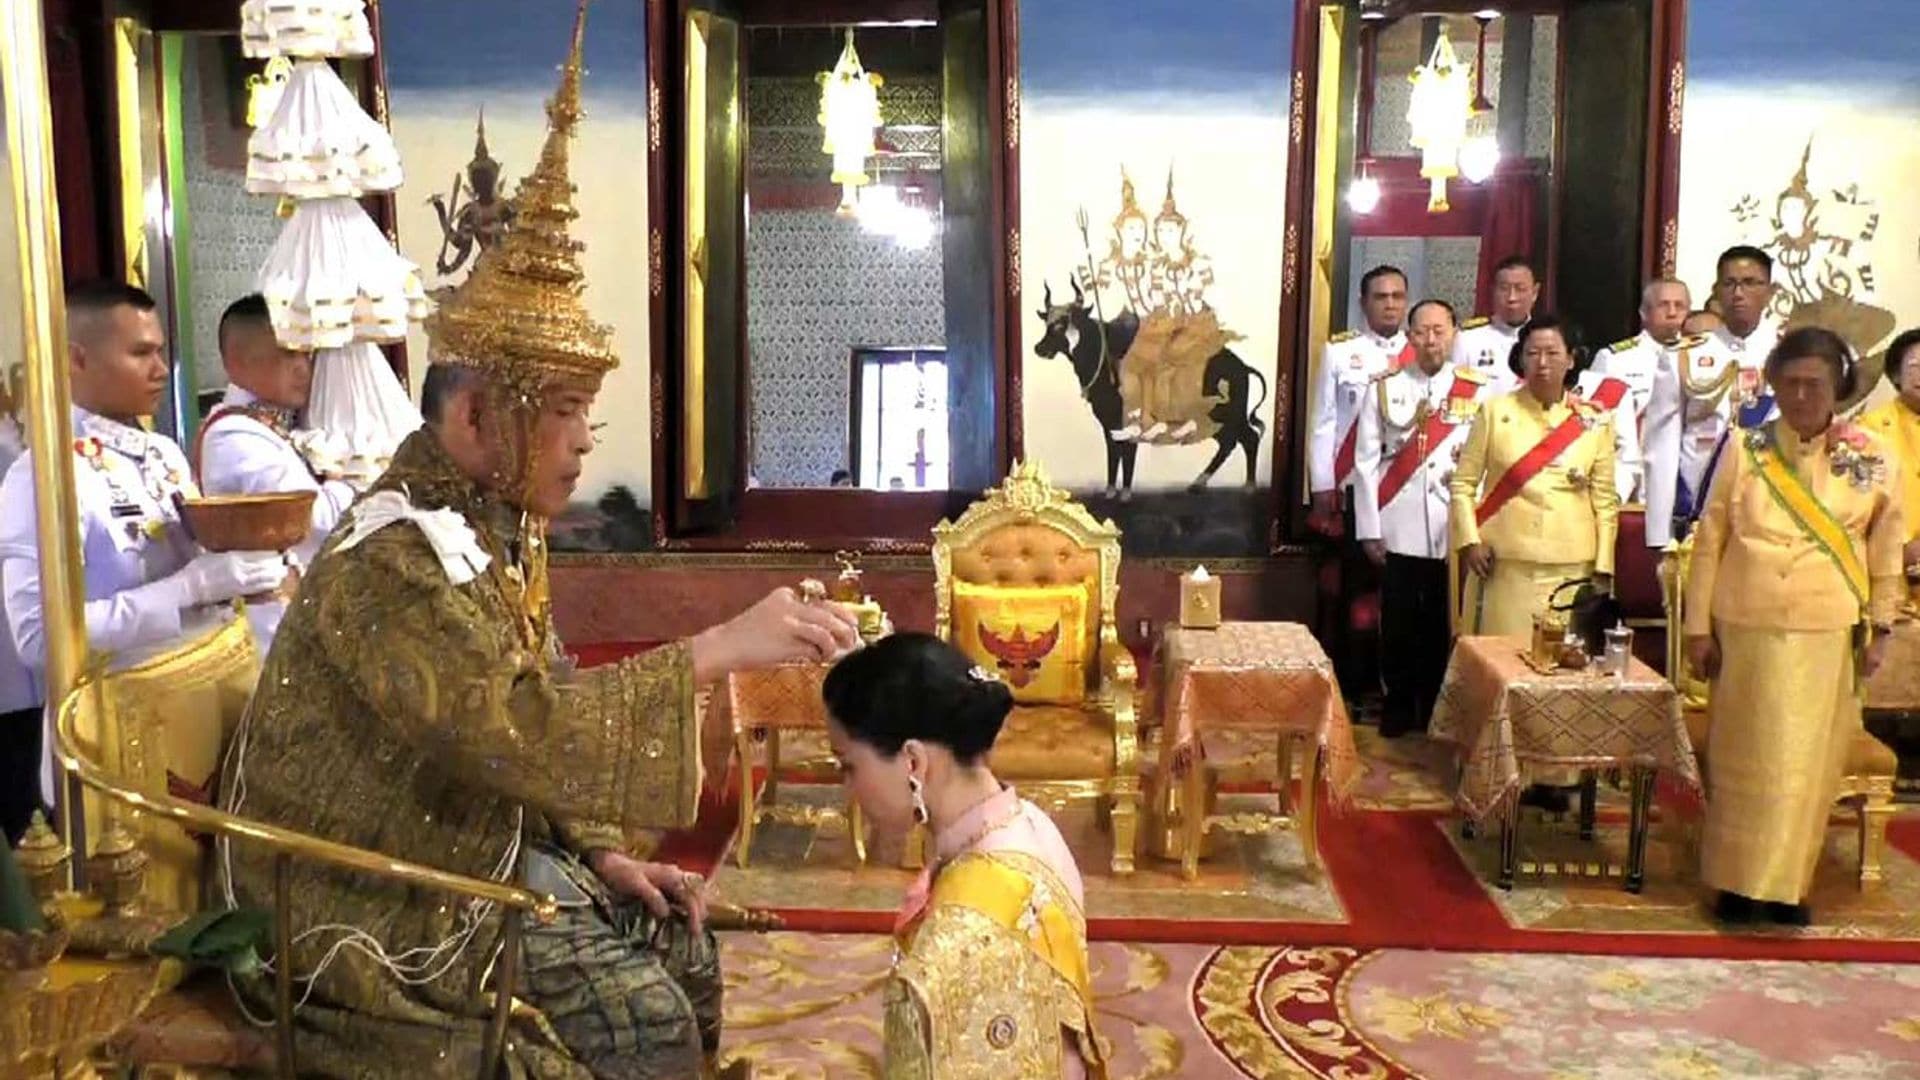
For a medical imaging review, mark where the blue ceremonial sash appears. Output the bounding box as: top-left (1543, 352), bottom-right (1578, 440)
top-left (1674, 392), bottom-right (1776, 535)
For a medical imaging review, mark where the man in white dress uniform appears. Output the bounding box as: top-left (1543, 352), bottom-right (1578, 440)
top-left (0, 282), bottom-right (288, 822)
top-left (1354, 299), bottom-right (1490, 736)
top-left (1450, 254), bottom-right (1540, 394)
top-left (1582, 277), bottom-right (1692, 503)
top-left (196, 294), bottom-right (356, 652)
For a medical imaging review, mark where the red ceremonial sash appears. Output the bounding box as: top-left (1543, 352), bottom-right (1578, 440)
top-left (1332, 342), bottom-right (1418, 485)
top-left (1474, 394), bottom-right (1608, 526)
top-left (190, 403), bottom-right (308, 484)
top-left (1376, 374), bottom-right (1482, 507)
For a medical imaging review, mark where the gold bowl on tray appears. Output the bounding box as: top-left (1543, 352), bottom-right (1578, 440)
top-left (178, 491), bottom-right (317, 553)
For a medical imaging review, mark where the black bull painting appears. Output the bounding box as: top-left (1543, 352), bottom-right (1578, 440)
top-left (1033, 280), bottom-right (1268, 498)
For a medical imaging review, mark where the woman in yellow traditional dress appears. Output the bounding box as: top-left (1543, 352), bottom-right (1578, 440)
top-left (1450, 315), bottom-right (1620, 636)
top-left (1685, 327), bottom-right (1906, 925)
top-left (823, 633), bottom-right (1107, 1079)
top-left (1858, 328), bottom-right (1920, 582)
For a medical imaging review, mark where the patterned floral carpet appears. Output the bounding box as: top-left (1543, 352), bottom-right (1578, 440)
top-left (718, 932), bottom-right (1920, 1078)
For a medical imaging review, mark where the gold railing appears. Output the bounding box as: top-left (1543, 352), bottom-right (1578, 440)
top-left (54, 671), bottom-right (558, 1079)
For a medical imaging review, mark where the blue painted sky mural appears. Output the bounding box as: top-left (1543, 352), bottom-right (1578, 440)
top-left (382, 0), bottom-right (647, 99)
top-left (1020, 0), bottom-right (1292, 103)
top-left (1688, 0), bottom-right (1920, 98)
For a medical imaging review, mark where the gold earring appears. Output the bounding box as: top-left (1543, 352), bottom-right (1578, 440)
top-left (908, 775), bottom-right (928, 825)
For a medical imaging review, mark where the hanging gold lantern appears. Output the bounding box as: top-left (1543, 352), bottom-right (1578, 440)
top-left (817, 28), bottom-right (884, 215)
top-left (1406, 30), bottom-right (1472, 213)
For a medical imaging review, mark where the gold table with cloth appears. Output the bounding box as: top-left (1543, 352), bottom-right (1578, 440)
top-left (1151, 622), bottom-right (1362, 880)
top-left (1430, 635), bottom-right (1700, 892)
top-left (723, 661), bottom-right (890, 867)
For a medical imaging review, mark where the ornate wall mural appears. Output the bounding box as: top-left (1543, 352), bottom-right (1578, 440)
top-left (1676, 0), bottom-right (1920, 412)
top-left (1019, 0), bottom-right (1293, 557)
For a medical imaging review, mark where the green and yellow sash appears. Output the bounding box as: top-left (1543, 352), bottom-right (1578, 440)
top-left (1743, 425), bottom-right (1868, 615)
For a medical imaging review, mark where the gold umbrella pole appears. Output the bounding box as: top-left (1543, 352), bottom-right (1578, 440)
top-left (2, 0), bottom-right (96, 890)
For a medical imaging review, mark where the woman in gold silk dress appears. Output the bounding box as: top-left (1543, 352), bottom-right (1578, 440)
top-left (823, 633), bottom-right (1108, 1079)
top-left (1685, 327), bottom-right (1905, 926)
top-left (1858, 327), bottom-right (1920, 580)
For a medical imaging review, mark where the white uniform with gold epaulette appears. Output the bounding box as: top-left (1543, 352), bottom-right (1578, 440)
top-left (1640, 330), bottom-right (1774, 548)
top-left (1581, 330), bottom-right (1665, 503)
top-left (1308, 325), bottom-right (1406, 492)
top-left (1449, 316), bottom-right (1523, 395)
top-left (1353, 363), bottom-right (1488, 560)
top-left (0, 408), bottom-right (210, 806)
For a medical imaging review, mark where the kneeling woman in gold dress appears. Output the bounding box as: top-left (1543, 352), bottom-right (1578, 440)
top-left (824, 633), bottom-right (1107, 1079)
top-left (1685, 327), bottom-right (1906, 925)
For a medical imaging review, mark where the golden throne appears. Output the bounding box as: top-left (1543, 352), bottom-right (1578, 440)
top-left (1664, 537), bottom-right (1899, 887)
top-left (932, 460), bottom-right (1141, 874)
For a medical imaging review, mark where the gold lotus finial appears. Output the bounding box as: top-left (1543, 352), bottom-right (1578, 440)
top-left (424, 0), bottom-right (616, 387)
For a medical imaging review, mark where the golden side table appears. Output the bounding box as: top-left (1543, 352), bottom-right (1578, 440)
top-left (1149, 621), bottom-right (1361, 880)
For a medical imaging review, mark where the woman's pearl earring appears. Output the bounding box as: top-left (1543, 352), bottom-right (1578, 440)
top-left (908, 775), bottom-right (929, 825)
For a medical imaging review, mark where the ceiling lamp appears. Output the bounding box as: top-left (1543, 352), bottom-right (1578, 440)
top-left (1460, 12), bottom-right (1501, 184)
top-left (818, 28), bottom-right (883, 215)
top-left (1349, 23), bottom-right (1382, 216)
top-left (1406, 28), bottom-right (1473, 212)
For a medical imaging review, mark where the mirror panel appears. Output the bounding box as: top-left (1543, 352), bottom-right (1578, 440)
top-left (1332, 11), bottom-right (1560, 330)
top-left (743, 24), bottom-right (948, 490)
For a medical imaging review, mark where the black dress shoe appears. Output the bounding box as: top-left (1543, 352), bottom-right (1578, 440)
top-left (1519, 784), bottom-right (1572, 815)
top-left (1713, 891), bottom-right (1759, 924)
top-left (1764, 901), bottom-right (1812, 927)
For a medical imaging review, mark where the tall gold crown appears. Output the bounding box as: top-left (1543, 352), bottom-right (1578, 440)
top-left (424, 0), bottom-right (615, 387)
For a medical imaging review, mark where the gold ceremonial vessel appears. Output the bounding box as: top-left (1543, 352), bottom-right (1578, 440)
top-left (178, 492), bottom-right (318, 553)
top-left (830, 550), bottom-right (890, 643)
top-left (1530, 611), bottom-right (1567, 669)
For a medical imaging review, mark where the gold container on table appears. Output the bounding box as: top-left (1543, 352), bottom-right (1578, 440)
top-left (1180, 566), bottom-right (1222, 629)
top-left (1530, 612), bottom-right (1568, 669)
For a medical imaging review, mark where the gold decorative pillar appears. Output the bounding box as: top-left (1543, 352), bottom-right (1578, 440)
top-left (2, 0), bottom-right (95, 883)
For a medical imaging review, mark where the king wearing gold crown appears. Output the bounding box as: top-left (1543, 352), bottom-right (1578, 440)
top-left (216, 6), bottom-right (857, 1076)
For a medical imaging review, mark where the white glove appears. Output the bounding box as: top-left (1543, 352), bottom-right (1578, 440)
top-left (166, 550), bottom-right (289, 609)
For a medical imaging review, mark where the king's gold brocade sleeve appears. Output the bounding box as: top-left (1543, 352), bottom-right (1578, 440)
top-left (315, 528), bottom-right (703, 832)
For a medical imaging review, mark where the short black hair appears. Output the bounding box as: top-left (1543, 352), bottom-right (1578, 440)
top-left (1492, 254), bottom-right (1540, 282)
top-left (419, 362), bottom-right (484, 424)
top-left (217, 293), bottom-right (273, 355)
top-left (65, 279), bottom-right (157, 317)
top-left (1508, 313), bottom-right (1588, 384)
top-left (1882, 328), bottom-right (1920, 387)
top-left (1716, 244), bottom-right (1773, 281)
top-left (1408, 297), bottom-right (1457, 326)
top-left (65, 280), bottom-right (159, 352)
top-left (1358, 264), bottom-right (1407, 298)
top-left (830, 468), bottom-right (852, 484)
top-left (821, 632), bottom-right (1014, 765)
top-left (1767, 325), bottom-right (1856, 399)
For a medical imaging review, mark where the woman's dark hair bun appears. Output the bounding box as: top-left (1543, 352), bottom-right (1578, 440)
top-left (822, 632), bottom-right (1014, 766)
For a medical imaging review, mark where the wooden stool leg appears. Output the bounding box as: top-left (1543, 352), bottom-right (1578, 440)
top-left (1625, 766), bottom-right (1655, 894)
top-left (1181, 750), bottom-right (1206, 881)
top-left (764, 728), bottom-right (782, 805)
top-left (1275, 735), bottom-right (1295, 815)
top-left (1578, 770), bottom-right (1599, 842)
top-left (1859, 788), bottom-right (1894, 888)
top-left (1497, 793), bottom-right (1521, 891)
top-left (733, 728), bottom-right (757, 869)
top-left (1297, 738), bottom-right (1322, 877)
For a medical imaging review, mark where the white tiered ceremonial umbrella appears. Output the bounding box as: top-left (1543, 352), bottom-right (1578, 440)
top-left (244, 0), bottom-right (422, 480)
top-left (247, 59), bottom-right (402, 198)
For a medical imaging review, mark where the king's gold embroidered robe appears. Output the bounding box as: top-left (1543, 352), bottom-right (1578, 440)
top-left (220, 430), bottom-right (701, 1077)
